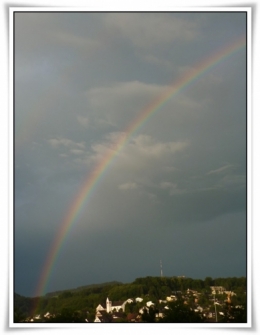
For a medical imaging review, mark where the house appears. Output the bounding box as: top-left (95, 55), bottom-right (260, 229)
top-left (159, 299), bottom-right (167, 304)
top-left (96, 304), bottom-right (106, 312)
top-left (224, 290), bottom-right (236, 296)
top-left (194, 306), bottom-right (203, 313)
top-left (135, 297), bottom-right (143, 302)
top-left (166, 295), bottom-right (177, 302)
top-left (210, 286), bottom-right (226, 294)
top-left (96, 309), bottom-right (106, 318)
top-left (112, 311), bottom-right (125, 318)
top-left (111, 311), bottom-right (126, 322)
top-left (139, 306), bottom-right (149, 314)
top-left (127, 313), bottom-right (139, 322)
top-left (155, 308), bottom-right (165, 319)
top-left (94, 314), bottom-right (112, 323)
top-left (146, 301), bottom-right (154, 307)
top-left (44, 312), bottom-right (51, 318)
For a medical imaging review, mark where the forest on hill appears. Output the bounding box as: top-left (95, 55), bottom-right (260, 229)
top-left (14, 276), bottom-right (247, 323)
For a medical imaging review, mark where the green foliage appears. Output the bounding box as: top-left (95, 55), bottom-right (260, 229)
top-left (59, 291), bottom-right (73, 299)
top-left (45, 307), bottom-right (86, 323)
top-left (218, 302), bottom-right (247, 323)
top-left (159, 300), bottom-right (205, 323)
top-left (14, 293), bottom-right (34, 318)
top-left (214, 277), bottom-right (246, 291)
top-left (14, 306), bottom-right (26, 323)
top-left (14, 276), bottom-right (247, 323)
top-left (198, 292), bottom-right (209, 308)
top-left (141, 307), bottom-right (157, 323)
top-left (108, 283), bottom-right (143, 301)
top-left (44, 281), bottom-right (122, 297)
top-left (204, 277), bottom-right (214, 288)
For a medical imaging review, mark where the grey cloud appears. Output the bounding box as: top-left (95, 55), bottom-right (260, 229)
top-left (85, 81), bottom-right (167, 128)
top-left (207, 164), bottom-right (234, 175)
top-left (104, 13), bottom-right (201, 49)
top-left (118, 182), bottom-right (139, 190)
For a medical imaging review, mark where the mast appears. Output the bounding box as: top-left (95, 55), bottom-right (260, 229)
top-left (160, 260), bottom-right (163, 278)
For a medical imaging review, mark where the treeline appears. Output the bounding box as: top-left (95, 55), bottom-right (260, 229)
top-left (132, 276), bottom-right (247, 297)
top-left (14, 276), bottom-right (246, 322)
top-left (44, 281), bottom-right (122, 297)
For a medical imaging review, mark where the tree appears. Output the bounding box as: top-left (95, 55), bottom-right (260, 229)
top-left (204, 277), bottom-right (213, 288)
top-left (141, 307), bottom-right (156, 323)
top-left (219, 302), bottom-right (247, 323)
top-left (198, 293), bottom-right (209, 308)
top-left (160, 300), bottom-right (205, 323)
top-left (46, 307), bottom-right (86, 323)
top-left (14, 307), bottom-right (26, 323)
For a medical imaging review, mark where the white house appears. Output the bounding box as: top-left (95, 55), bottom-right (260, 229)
top-left (146, 301), bottom-right (154, 307)
top-left (125, 298), bottom-right (134, 303)
top-left (159, 299), bottom-right (167, 304)
top-left (166, 295), bottom-right (177, 302)
top-left (210, 286), bottom-right (226, 294)
top-left (194, 306), bottom-right (203, 313)
top-left (94, 314), bottom-right (111, 323)
top-left (135, 297), bottom-right (143, 303)
top-left (155, 308), bottom-right (165, 319)
top-left (139, 306), bottom-right (149, 314)
top-left (96, 304), bottom-right (105, 312)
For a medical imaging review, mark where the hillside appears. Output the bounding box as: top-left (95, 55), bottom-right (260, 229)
top-left (44, 281), bottom-right (123, 297)
top-left (13, 276), bottom-right (247, 323)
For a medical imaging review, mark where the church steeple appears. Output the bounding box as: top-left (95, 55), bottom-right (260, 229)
top-left (106, 297), bottom-right (112, 313)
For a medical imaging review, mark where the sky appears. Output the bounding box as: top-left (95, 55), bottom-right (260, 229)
top-left (14, 10), bottom-right (248, 298)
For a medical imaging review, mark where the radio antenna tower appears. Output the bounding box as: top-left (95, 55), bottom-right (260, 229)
top-left (160, 260), bottom-right (163, 278)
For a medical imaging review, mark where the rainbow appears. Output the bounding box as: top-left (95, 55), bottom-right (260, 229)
top-left (33, 35), bottom-right (246, 301)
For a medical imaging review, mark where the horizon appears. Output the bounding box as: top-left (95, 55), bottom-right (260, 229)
top-left (15, 273), bottom-right (247, 299)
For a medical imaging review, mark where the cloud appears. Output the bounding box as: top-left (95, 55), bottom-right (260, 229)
top-left (142, 54), bottom-right (175, 70)
top-left (15, 13), bottom-right (103, 58)
top-left (207, 164), bottom-right (233, 175)
top-left (104, 13), bottom-right (201, 49)
top-left (85, 80), bottom-right (167, 128)
top-left (70, 149), bottom-right (85, 155)
top-left (48, 137), bottom-right (86, 150)
top-left (220, 174), bottom-right (246, 187)
top-left (129, 135), bottom-right (188, 158)
top-left (86, 133), bottom-right (189, 179)
top-left (118, 182), bottom-right (138, 190)
top-left (77, 115), bottom-right (89, 128)
top-left (159, 181), bottom-right (189, 196)
top-left (54, 31), bottom-right (101, 52)
top-left (205, 164), bottom-right (245, 190)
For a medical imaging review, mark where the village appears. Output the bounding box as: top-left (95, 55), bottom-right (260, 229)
top-left (26, 285), bottom-right (244, 323)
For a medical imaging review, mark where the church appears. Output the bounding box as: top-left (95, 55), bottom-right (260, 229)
top-left (96, 297), bottom-right (127, 313)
